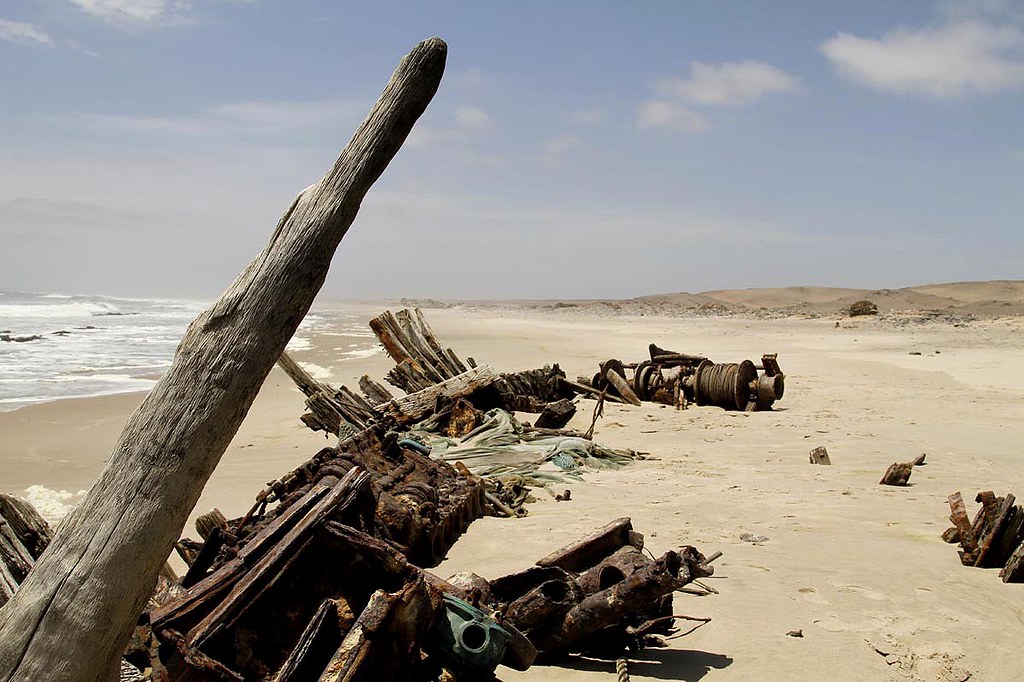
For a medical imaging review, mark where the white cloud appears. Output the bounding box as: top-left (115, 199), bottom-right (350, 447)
top-left (0, 18), bottom-right (55, 47)
top-left (407, 105), bottom-right (495, 148)
top-left (821, 21), bottom-right (1024, 96)
top-left (65, 39), bottom-right (100, 57)
top-left (67, 0), bottom-right (178, 24)
top-left (453, 106), bottom-right (493, 132)
top-left (656, 60), bottom-right (801, 106)
top-left (58, 98), bottom-right (362, 140)
top-left (537, 134), bottom-right (583, 166)
top-left (66, 0), bottom-right (254, 26)
top-left (636, 100), bottom-right (710, 133)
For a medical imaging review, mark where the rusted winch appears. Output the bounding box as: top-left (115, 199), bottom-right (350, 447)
top-left (631, 347), bottom-right (785, 411)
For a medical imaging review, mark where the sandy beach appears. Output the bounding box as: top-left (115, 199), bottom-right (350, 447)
top-left (2, 291), bottom-right (1023, 680)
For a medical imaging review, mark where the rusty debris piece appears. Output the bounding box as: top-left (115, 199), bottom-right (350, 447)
top-left (121, 398), bottom-right (707, 680)
top-left (880, 462), bottom-right (914, 486)
top-left (141, 467), bottom-right (709, 680)
top-left (277, 308), bottom-right (578, 438)
top-left (568, 346), bottom-right (785, 411)
top-left (457, 517), bottom-right (713, 660)
top-left (273, 308), bottom-right (635, 522)
top-left (943, 490), bottom-right (1024, 582)
top-left (809, 446), bottom-right (831, 465)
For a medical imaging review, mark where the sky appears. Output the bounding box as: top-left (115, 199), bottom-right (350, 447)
top-left (0, 0), bottom-right (1022, 299)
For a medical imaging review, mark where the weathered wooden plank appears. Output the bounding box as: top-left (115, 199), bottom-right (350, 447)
top-left (1001, 542), bottom-right (1024, 582)
top-left (975, 493), bottom-right (1016, 568)
top-left (604, 369), bottom-right (641, 406)
top-left (318, 577), bottom-right (440, 682)
top-left (0, 37), bottom-right (447, 682)
top-left (151, 474), bottom-right (360, 632)
top-left (0, 495), bottom-right (52, 560)
top-left (396, 309), bottom-right (450, 380)
top-left (0, 557), bottom-right (18, 608)
top-left (536, 518), bottom-right (638, 573)
top-left (0, 522), bottom-right (34, 586)
top-left (278, 351), bottom-right (329, 397)
top-left (368, 312), bottom-right (416, 366)
top-left (557, 377), bottom-right (626, 404)
top-left (879, 462), bottom-right (913, 486)
top-left (385, 359), bottom-right (433, 394)
top-left (414, 307), bottom-right (467, 375)
top-left (187, 470), bottom-right (371, 648)
top-left (375, 365), bottom-right (499, 424)
top-left (948, 492), bottom-right (978, 563)
top-left (272, 598), bottom-right (356, 682)
top-left (358, 375), bottom-right (394, 405)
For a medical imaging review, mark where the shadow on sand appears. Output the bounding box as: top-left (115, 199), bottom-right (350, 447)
top-left (542, 648), bottom-right (733, 681)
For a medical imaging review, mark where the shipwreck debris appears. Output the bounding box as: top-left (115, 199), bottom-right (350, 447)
top-left (143, 451), bottom-right (710, 680)
top-left (277, 307), bottom-right (577, 440)
top-left (454, 517), bottom-right (713, 660)
top-left (809, 446), bottom-right (832, 465)
top-left (880, 462), bottom-right (914, 486)
top-left (943, 491), bottom-right (1024, 582)
top-left (568, 347), bottom-right (786, 412)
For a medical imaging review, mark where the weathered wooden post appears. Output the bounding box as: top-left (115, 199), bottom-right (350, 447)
top-left (0, 37), bottom-right (446, 682)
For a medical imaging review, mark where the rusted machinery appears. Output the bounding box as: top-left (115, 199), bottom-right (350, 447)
top-left (138, 450), bottom-right (710, 680)
top-left (453, 517), bottom-right (713, 659)
top-left (582, 344), bottom-right (786, 411)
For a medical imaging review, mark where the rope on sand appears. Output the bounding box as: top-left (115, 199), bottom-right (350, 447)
top-left (616, 657), bottom-right (630, 682)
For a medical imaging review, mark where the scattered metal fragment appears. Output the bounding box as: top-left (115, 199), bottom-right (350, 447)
top-left (809, 446), bottom-right (832, 465)
top-left (880, 462), bottom-right (914, 486)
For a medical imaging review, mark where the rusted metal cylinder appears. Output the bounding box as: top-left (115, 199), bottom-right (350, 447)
top-left (692, 359), bottom-right (757, 410)
top-left (530, 548), bottom-right (711, 654)
top-left (504, 577), bottom-right (582, 633)
top-left (755, 373), bottom-right (784, 409)
top-left (576, 546), bottom-right (652, 596)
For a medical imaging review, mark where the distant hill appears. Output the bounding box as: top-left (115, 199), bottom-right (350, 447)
top-left (519, 281), bottom-right (1024, 319)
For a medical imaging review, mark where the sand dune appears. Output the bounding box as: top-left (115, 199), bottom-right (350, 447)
top-left (514, 280), bottom-right (1024, 320)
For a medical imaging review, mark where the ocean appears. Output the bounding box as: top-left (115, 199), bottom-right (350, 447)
top-left (1, 291), bottom-right (385, 521)
top-left (0, 291), bottom-right (380, 412)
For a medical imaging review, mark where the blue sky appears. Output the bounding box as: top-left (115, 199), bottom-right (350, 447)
top-left (1, 0), bottom-right (1021, 298)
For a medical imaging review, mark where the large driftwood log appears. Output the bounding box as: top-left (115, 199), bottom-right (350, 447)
top-left (0, 37), bottom-right (446, 682)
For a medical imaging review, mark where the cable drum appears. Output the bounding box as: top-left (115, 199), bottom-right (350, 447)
top-left (692, 359), bottom-right (757, 410)
top-left (632, 360), bottom-right (663, 401)
top-left (755, 373), bottom-right (784, 409)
